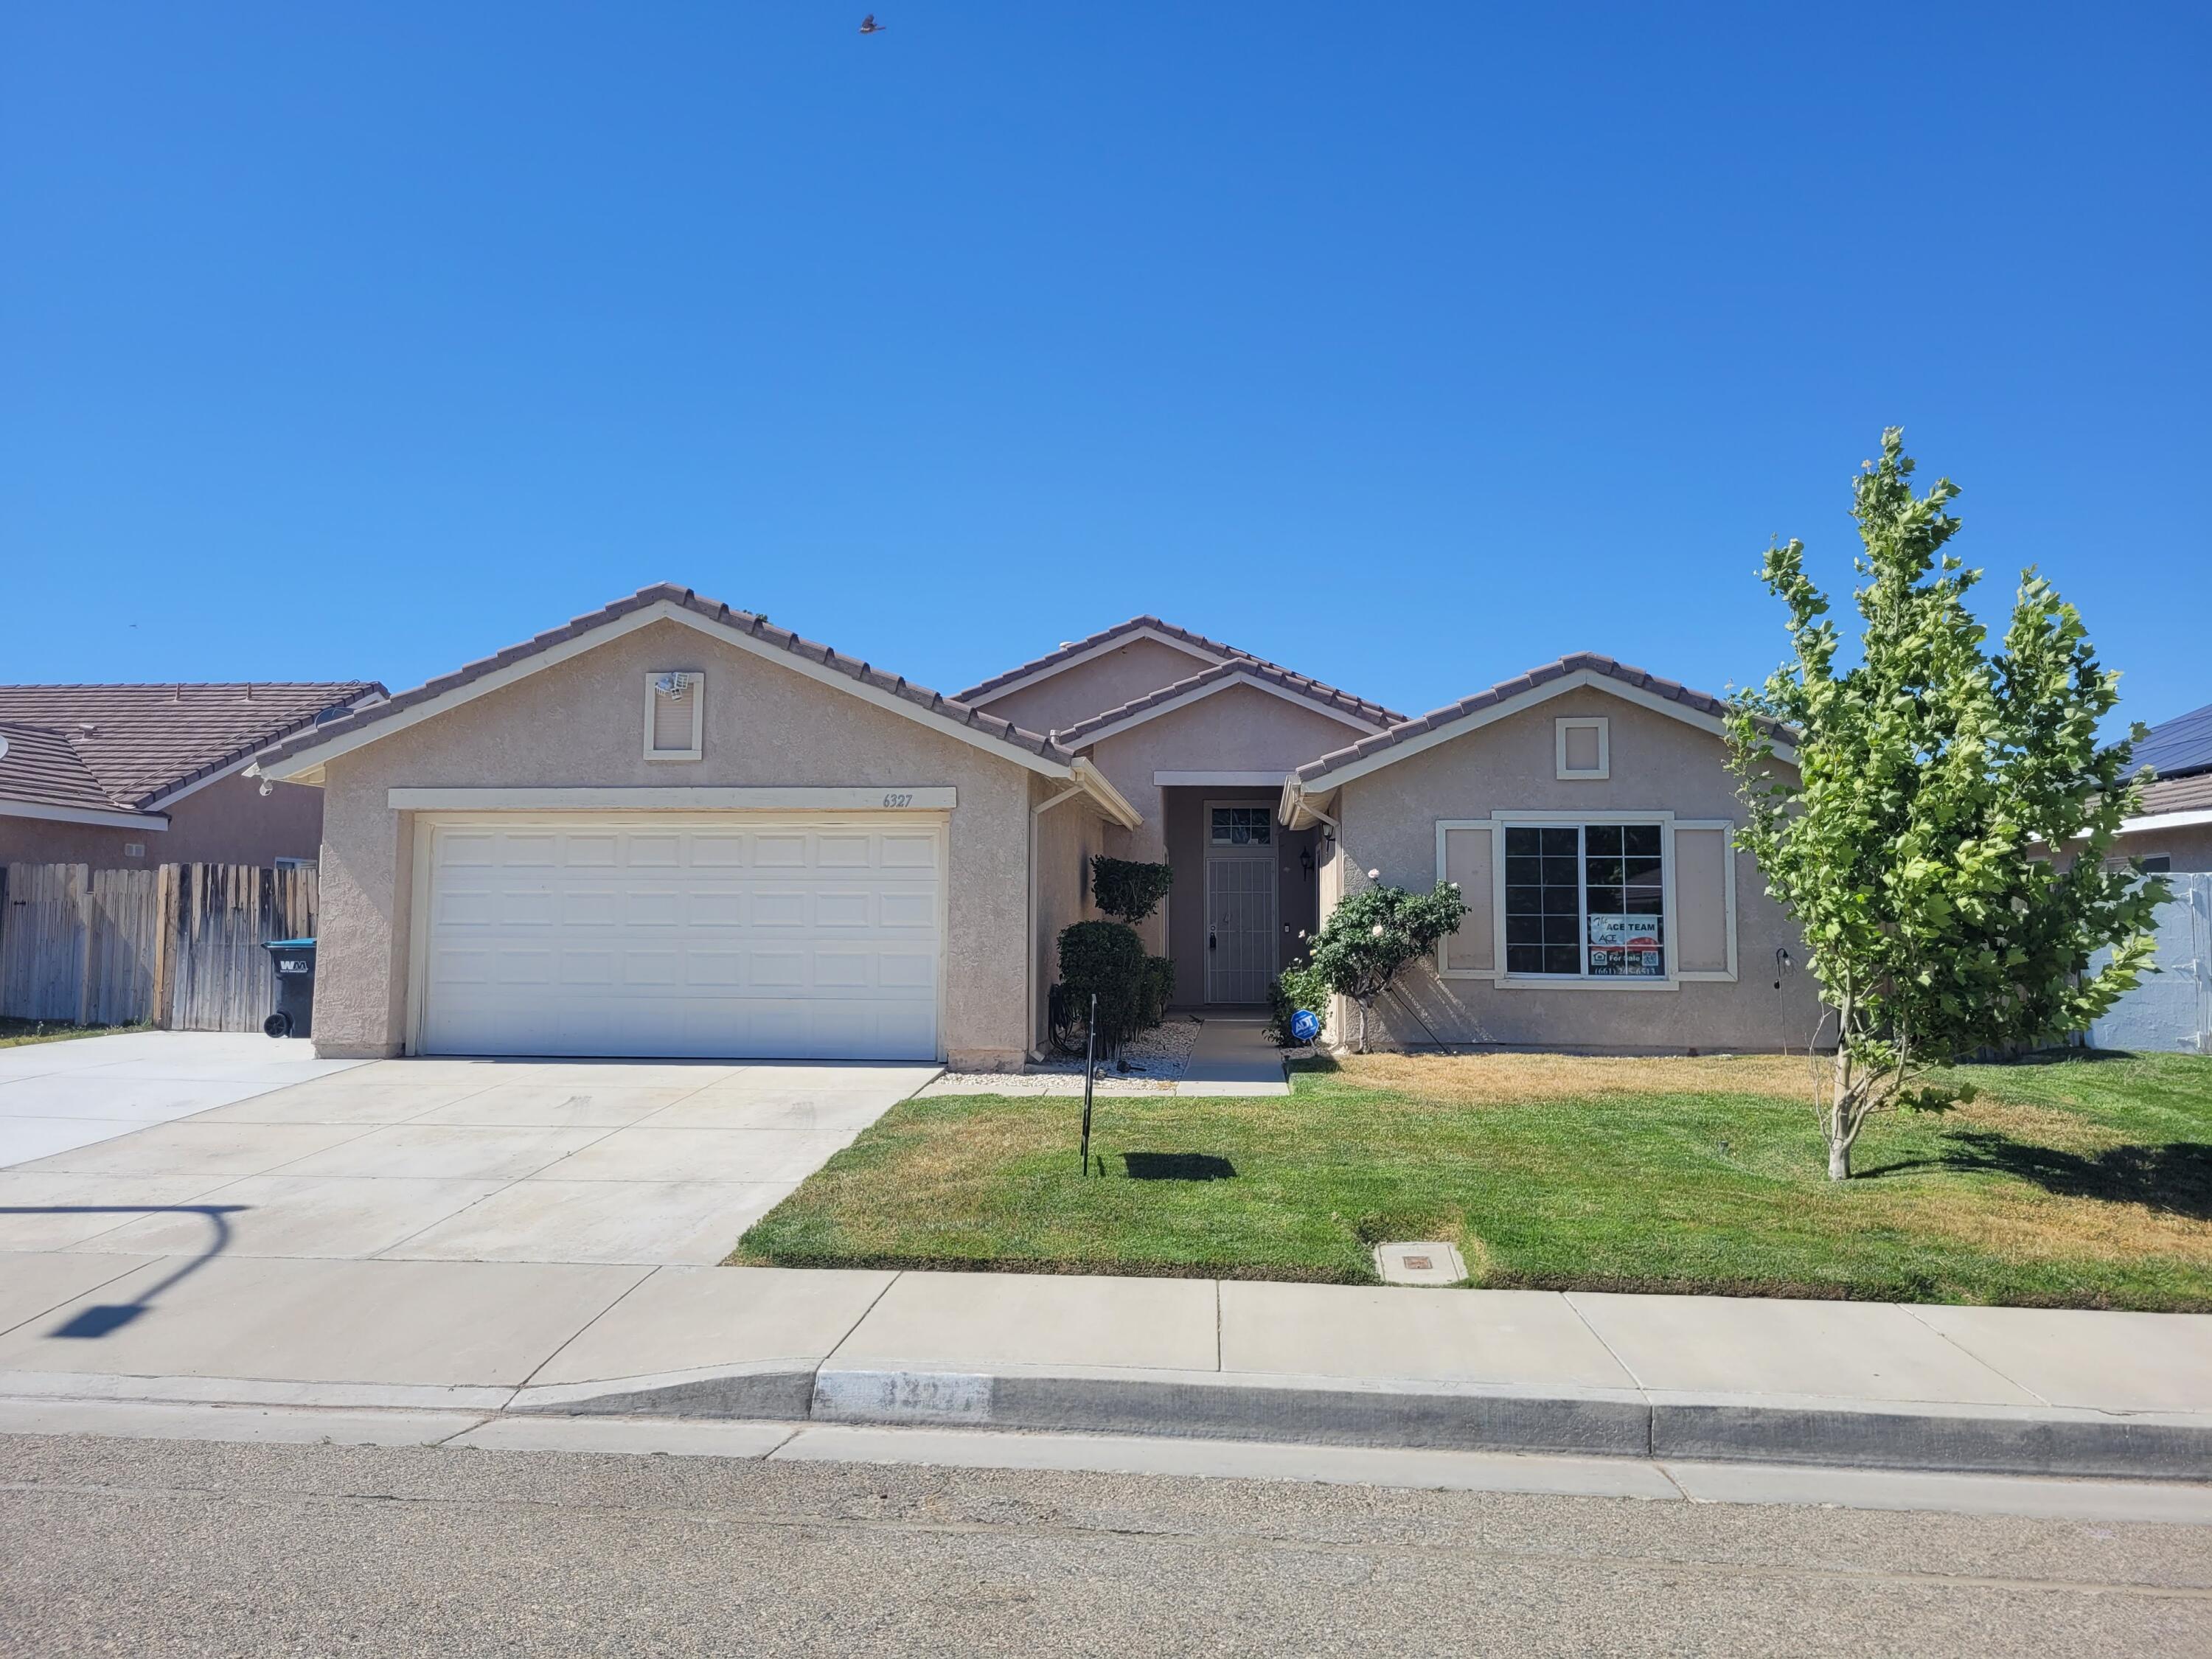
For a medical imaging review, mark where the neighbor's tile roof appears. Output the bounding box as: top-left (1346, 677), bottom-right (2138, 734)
top-left (953, 615), bottom-right (1404, 726)
top-left (0, 721), bottom-right (120, 815)
top-left (1051, 656), bottom-right (1397, 745)
top-left (2133, 700), bottom-right (2212, 783)
top-left (0, 683), bottom-right (383, 813)
top-left (255, 584), bottom-right (1075, 772)
top-left (1293, 652), bottom-right (1789, 785)
top-left (2135, 770), bottom-right (2212, 820)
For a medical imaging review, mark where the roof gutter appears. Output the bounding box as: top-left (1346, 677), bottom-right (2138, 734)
top-left (0, 799), bottom-right (170, 831)
top-left (1070, 758), bottom-right (1142, 831)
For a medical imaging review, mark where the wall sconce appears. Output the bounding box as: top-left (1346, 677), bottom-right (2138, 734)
top-left (1299, 845), bottom-right (1315, 879)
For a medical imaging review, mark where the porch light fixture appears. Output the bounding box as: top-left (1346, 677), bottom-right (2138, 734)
top-left (1300, 845), bottom-right (1315, 878)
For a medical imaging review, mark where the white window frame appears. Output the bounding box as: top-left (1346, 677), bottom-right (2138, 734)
top-left (1673, 818), bottom-right (1739, 982)
top-left (642, 670), bottom-right (704, 762)
top-left (1492, 810), bottom-right (1678, 992)
top-left (1555, 716), bottom-right (1610, 780)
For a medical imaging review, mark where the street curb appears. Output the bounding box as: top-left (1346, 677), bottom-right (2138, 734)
top-left (509, 1363), bottom-right (2212, 1482)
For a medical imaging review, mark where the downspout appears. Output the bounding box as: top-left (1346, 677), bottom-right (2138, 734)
top-left (1027, 782), bottom-right (1086, 1062)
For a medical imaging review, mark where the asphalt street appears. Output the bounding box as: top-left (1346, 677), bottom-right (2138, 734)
top-left (4, 1433), bottom-right (2211, 1657)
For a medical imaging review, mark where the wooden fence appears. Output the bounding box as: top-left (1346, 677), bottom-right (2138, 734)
top-left (0, 862), bottom-right (317, 1032)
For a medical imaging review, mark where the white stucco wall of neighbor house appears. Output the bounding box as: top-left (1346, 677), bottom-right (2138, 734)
top-left (1315, 689), bottom-right (1824, 1054)
top-left (309, 619), bottom-right (1053, 1069)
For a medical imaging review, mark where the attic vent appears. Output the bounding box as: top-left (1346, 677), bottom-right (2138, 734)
top-left (644, 670), bottom-right (703, 761)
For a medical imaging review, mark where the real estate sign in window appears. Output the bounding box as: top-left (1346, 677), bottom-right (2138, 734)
top-left (1504, 823), bottom-right (1665, 978)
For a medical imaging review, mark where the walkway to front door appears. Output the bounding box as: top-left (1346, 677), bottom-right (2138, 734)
top-left (1205, 852), bottom-right (1276, 1004)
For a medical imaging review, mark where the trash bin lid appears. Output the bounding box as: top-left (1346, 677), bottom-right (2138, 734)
top-left (262, 938), bottom-right (317, 950)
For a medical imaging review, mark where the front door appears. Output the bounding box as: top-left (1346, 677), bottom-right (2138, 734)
top-left (1205, 812), bottom-right (1279, 1004)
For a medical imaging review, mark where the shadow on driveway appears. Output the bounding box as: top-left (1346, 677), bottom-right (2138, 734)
top-left (1, 1205), bottom-right (246, 1336)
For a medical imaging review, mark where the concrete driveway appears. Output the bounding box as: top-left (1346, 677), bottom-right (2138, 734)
top-left (0, 1037), bottom-right (937, 1267)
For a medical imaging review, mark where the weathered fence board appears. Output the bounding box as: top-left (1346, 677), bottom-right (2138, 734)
top-left (0, 863), bottom-right (90, 1022)
top-left (167, 863), bottom-right (317, 1032)
top-left (0, 862), bottom-right (316, 1032)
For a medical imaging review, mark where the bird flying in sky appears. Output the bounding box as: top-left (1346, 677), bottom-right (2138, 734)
top-left (858, 14), bottom-right (884, 33)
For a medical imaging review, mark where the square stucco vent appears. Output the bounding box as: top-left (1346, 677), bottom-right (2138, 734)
top-left (644, 670), bottom-right (704, 761)
top-left (1556, 716), bottom-right (1609, 780)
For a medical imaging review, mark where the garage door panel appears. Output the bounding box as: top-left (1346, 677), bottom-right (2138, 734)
top-left (420, 814), bottom-right (945, 1060)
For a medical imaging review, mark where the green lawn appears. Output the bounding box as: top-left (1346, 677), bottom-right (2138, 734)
top-left (733, 1048), bottom-right (2212, 1310)
top-left (0, 1018), bottom-right (150, 1050)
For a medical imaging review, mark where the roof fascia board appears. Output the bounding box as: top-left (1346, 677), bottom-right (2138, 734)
top-left (967, 627), bottom-right (1230, 706)
top-left (1068, 671), bottom-right (1381, 748)
top-left (0, 799), bottom-right (170, 830)
top-left (1306, 669), bottom-right (1794, 793)
top-left (2119, 808), bottom-right (2212, 835)
top-left (1154, 770), bottom-right (1293, 787)
top-left (260, 600), bottom-right (1077, 785)
top-left (1071, 758), bottom-right (1143, 830)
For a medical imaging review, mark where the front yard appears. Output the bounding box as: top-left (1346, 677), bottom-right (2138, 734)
top-left (734, 1049), bottom-right (2212, 1310)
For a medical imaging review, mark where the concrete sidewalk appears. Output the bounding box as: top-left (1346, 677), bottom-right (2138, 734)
top-left (2, 1259), bottom-right (2206, 1481)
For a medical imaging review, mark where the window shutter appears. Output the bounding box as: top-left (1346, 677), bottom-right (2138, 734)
top-left (1440, 825), bottom-right (1494, 973)
top-left (1672, 824), bottom-right (1733, 977)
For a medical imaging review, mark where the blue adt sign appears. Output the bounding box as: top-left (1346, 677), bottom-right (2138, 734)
top-left (1290, 1009), bottom-right (1321, 1044)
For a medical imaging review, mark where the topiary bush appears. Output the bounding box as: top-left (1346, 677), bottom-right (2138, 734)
top-left (1090, 856), bottom-right (1173, 925)
top-left (1057, 920), bottom-right (1148, 1051)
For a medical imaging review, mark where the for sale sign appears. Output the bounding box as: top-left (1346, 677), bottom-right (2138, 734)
top-left (1587, 914), bottom-right (1663, 977)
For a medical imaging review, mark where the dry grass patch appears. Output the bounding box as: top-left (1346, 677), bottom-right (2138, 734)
top-left (1324, 1049), bottom-right (1815, 1105)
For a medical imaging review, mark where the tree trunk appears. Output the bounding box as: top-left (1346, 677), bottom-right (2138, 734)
top-left (1355, 1000), bottom-right (1369, 1054)
top-left (1826, 1047), bottom-right (1855, 1181)
top-left (1827, 1135), bottom-right (1851, 1181)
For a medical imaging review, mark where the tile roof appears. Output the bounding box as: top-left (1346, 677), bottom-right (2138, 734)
top-left (0, 682), bottom-right (383, 813)
top-left (255, 584), bottom-right (1076, 773)
top-left (2132, 700), bottom-right (2212, 783)
top-left (1293, 652), bottom-right (1790, 785)
top-left (2135, 770), bottom-right (2212, 820)
top-left (0, 721), bottom-right (123, 815)
top-left (1051, 656), bottom-right (1395, 745)
top-left (953, 616), bottom-right (1404, 726)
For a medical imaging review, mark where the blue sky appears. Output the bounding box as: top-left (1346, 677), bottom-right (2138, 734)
top-left (4, 4), bottom-right (2206, 730)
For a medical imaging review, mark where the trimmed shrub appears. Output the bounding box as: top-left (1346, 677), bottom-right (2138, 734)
top-left (1090, 856), bottom-right (1173, 925)
top-left (1057, 920), bottom-right (1147, 1050)
top-left (1138, 955), bottom-right (1176, 1029)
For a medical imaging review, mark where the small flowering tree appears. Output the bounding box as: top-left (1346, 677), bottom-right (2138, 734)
top-left (1303, 877), bottom-right (1469, 1053)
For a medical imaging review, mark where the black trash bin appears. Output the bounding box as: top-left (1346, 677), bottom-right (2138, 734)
top-left (262, 938), bottom-right (316, 1039)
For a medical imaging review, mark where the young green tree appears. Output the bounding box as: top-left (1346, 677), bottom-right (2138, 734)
top-left (1304, 880), bottom-right (1469, 1053)
top-left (1728, 428), bottom-right (2167, 1180)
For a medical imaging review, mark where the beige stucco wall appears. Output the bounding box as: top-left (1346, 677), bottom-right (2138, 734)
top-left (973, 636), bottom-right (1220, 737)
top-left (1030, 774), bottom-right (1127, 1049)
top-left (0, 771), bottom-right (327, 871)
top-left (310, 619), bottom-right (1047, 1067)
top-left (2115, 822), bottom-right (2212, 873)
top-left (1318, 689), bottom-right (1821, 1053)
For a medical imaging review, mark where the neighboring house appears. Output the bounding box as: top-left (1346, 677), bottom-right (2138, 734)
top-left (2118, 701), bottom-right (2212, 873)
top-left (0, 682), bottom-right (383, 872)
top-left (251, 583), bottom-right (1811, 1065)
top-left (1279, 656), bottom-right (1823, 1054)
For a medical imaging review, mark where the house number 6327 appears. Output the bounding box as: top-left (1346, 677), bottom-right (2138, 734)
top-left (881, 792), bottom-right (914, 808)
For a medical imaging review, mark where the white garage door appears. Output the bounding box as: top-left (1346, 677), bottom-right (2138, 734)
top-left (415, 814), bottom-right (944, 1060)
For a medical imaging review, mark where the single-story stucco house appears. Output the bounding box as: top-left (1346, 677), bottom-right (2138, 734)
top-left (251, 583), bottom-right (1820, 1065)
top-left (0, 681), bottom-right (383, 871)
